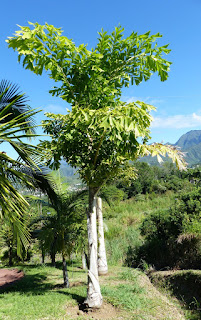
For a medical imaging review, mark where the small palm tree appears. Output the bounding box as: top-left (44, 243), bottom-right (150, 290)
top-left (29, 170), bottom-right (87, 287)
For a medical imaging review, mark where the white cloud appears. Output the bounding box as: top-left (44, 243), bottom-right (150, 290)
top-left (123, 96), bottom-right (164, 106)
top-left (152, 113), bottom-right (201, 129)
top-left (43, 104), bottom-right (68, 114)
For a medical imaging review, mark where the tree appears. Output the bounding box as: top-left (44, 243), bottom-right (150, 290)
top-left (7, 23), bottom-right (186, 308)
top-left (0, 81), bottom-right (41, 255)
top-left (29, 169), bottom-right (86, 287)
top-left (7, 23), bottom-right (172, 109)
top-left (41, 103), bottom-right (185, 307)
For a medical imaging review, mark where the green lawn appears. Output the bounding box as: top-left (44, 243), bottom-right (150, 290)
top-left (0, 264), bottom-right (185, 320)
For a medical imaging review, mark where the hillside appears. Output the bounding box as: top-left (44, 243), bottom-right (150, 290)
top-left (174, 130), bottom-right (201, 166)
top-left (175, 130), bottom-right (201, 149)
top-left (140, 130), bottom-right (201, 167)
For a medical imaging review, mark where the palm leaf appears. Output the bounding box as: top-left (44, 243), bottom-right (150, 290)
top-left (0, 80), bottom-right (36, 133)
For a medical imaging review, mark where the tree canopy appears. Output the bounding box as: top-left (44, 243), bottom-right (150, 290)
top-left (7, 23), bottom-right (171, 109)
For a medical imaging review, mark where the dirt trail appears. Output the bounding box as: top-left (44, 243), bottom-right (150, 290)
top-left (0, 269), bottom-right (24, 288)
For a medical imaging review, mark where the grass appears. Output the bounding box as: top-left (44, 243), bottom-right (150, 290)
top-left (150, 270), bottom-right (201, 320)
top-left (0, 264), bottom-right (87, 320)
top-left (0, 263), bottom-right (185, 320)
top-left (104, 191), bottom-right (177, 266)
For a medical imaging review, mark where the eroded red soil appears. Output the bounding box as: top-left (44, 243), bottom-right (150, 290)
top-left (0, 268), bottom-right (24, 288)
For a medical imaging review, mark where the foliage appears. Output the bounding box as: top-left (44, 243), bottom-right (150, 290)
top-left (133, 188), bottom-right (201, 270)
top-left (7, 22), bottom-right (186, 306)
top-left (115, 162), bottom-right (190, 199)
top-left (0, 82), bottom-right (41, 255)
top-left (0, 216), bottom-right (32, 266)
top-left (0, 79), bottom-right (35, 133)
top-left (7, 23), bottom-right (171, 109)
top-left (7, 23), bottom-right (186, 189)
top-left (99, 184), bottom-right (126, 205)
top-left (28, 170), bottom-right (87, 260)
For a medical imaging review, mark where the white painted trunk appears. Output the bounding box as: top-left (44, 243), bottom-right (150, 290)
top-left (85, 189), bottom-right (102, 308)
top-left (81, 252), bottom-right (87, 270)
top-left (97, 197), bottom-right (108, 275)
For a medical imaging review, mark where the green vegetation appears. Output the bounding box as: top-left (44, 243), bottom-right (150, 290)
top-left (0, 80), bottom-right (42, 255)
top-left (0, 264), bottom-right (185, 320)
top-left (7, 22), bottom-right (187, 308)
top-left (133, 188), bottom-right (201, 270)
top-left (150, 270), bottom-right (201, 320)
top-left (1, 21), bottom-right (201, 319)
top-left (1, 163), bottom-right (201, 318)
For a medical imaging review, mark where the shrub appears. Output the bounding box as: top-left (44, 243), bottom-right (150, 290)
top-left (129, 189), bottom-right (201, 270)
top-left (100, 184), bottom-right (126, 204)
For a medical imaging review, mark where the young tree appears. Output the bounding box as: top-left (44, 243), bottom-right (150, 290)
top-left (28, 169), bottom-right (86, 287)
top-left (7, 23), bottom-right (186, 308)
top-left (40, 105), bottom-right (185, 307)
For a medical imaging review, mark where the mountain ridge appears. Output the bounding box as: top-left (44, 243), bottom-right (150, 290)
top-left (174, 130), bottom-right (201, 166)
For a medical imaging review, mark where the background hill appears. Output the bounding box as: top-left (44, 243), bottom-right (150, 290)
top-left (174, 130), bottom-right (201, 166)
top-left (140, 130), bottom-right (201, 167)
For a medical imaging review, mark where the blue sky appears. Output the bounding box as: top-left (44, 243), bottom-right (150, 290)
top-left (1, 0), bottom-right (201, 158)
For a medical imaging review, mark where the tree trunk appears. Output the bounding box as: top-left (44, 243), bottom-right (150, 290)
top-left (62, 253), bottom-right (69, 288)
top-left (50, 234), bottom-right (57, 267)
top-left (50, 251), bottom-right (56, 267)
top-left (8, 244), bottom-right (13, 267)
top-left (41, 245), bottom-right (45, 264)
top-left (82, 251), bottom-right (87, 270)
top-left (97, 197), bottom-right (108, 275)
top-left (85, 188), bottom-right (102, 308)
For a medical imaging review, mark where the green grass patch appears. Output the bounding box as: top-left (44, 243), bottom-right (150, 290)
top-left (0, 264), bottom-right (185, 320)
top-left (150, 270), bottom-right (201, 320)
top-left (0, 264), bottom-right (87, 320)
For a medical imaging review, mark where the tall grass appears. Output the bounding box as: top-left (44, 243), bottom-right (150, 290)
top-left (104, 192), bottom-right (176, 266)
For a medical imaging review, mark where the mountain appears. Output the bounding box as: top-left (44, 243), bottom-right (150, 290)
top-left (174, 130), bottom-right (201, 166)
top-left (174, 130), bottom-right (201, 149)
top-left (140, 130), bottom-right (201, 167)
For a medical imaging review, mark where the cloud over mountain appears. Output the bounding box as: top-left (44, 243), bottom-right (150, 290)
top-left (152, 113), bottom-right (201, 129)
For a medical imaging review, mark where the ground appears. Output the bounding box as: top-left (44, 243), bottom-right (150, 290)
top-left (0, 268), bottom-right (24, 288)
top-left (0, 266), bottom-right (186, 320)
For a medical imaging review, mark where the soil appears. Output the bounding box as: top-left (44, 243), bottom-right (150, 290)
top-left (65, 302), bottom-right (126, 320)
top-left (0, 268), bottom-right (24, 288)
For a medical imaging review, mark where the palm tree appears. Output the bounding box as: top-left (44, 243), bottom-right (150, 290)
top-left (29, 170), bottom-right (86, 287)
top-left (0, 79), bottom-right (35, 132)
top-left (0, 80), bottom-right (41, 255)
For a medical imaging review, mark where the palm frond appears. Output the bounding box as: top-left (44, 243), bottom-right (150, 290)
top-left (0, 79), bottom-right (36, 133)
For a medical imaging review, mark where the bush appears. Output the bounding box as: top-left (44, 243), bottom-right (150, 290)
top-left (128, 189), bottom-right (201, 270)
top-left (100, 184), bottom-right (126, 204)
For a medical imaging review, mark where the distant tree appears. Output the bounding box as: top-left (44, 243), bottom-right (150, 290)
top-left (7, 23), bottom-right (186, 308)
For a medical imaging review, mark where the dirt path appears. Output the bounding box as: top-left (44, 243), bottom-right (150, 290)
top-left (0, 269), bottom-right (24, 288)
